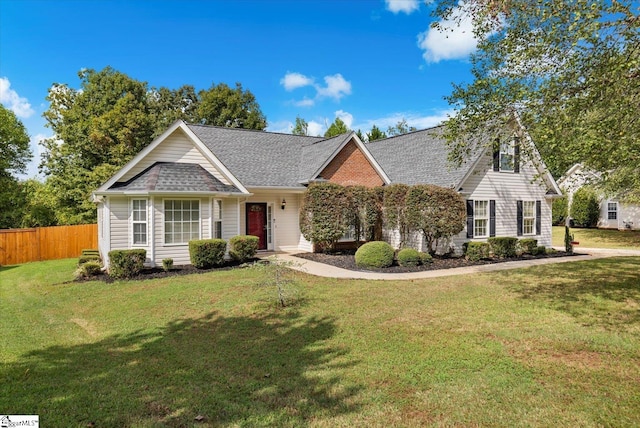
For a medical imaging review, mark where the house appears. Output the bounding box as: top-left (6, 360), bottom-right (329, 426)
top-left (93, 118), bottom-right (561, 268)
top-left (557, 163), bottom-right (639, 230)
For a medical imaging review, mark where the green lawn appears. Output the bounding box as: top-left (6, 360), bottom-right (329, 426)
top-left (2, 257), bottom-right (640, 427)
top-left (552, 226), bottom-right (640, 249)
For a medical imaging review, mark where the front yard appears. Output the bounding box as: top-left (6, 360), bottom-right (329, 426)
top-left (1, 257), bottom-right (639, 427)
top-left (552, 226), bottom-right (640, 249)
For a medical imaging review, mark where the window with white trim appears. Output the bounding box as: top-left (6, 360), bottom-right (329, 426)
top-left (500, 140), bottom-right (515, 172)
top-left (474, 200), bottom-right (489, 238)
top-left (132, 199), bottom-right (147, 245)
top-left (607, 202), bottom-right (618, 220)
top-left (164, 200), bottom-right (200, 244)
top-left (213, 199), bottom-right (223, 239)
top-left (523, 201), bottom-right (536, 235)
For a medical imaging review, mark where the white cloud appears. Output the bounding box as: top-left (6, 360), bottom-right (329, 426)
top-left (417, 6), bottom-right (478, 63)
top-left (385, 0), bottom-right (420, 14)
top-left (334, 110), bottom-right (354, 129)
top-left (266, 120), bottom-right (293, 134)
top-left (280, 72), bottom-right (315, 91)
top-left (307, 121), bottom-right (324, 137)
top-left (316, 74), bottom-right (352, 101)
top-left (0, 77), bottom-right (35, 118)
top-left (280, 72), bottom-right (352, 105)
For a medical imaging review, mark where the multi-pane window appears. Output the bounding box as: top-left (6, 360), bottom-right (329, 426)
top-left (213, 199), bottom-right (223, 239)
top-left (474, 200), bottom-right (489, 237)
top-left (132, 199), bottom-right (147, 245)
top-left (500, 140), bottom-right (515, 172)
top-left (523, 201), bottom-right (536, 235)
top-left (164, 200), bottom-right (200, 244)
top-left (607, 202), bottom-right (618, 220)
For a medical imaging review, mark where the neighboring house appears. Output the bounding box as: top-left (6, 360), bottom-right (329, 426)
top-left (93, 118), bottom-right (561, 268)
top-left (557, 163), bottom-right (639, 230)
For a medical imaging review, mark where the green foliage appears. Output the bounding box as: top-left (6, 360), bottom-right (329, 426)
top-left (570, 187), bottom-right (600, 228)
top-left (300, 182), bottom-right (349, 251)
top-left (382, 183), bottom-right (411, 248)
top-left (435, 0), bottom-right (640, 199)
top-left (197, 82), bottom-right (266, 130)
top-left (405, 184), bottom-right (466, 254)
top-left (252, 256), bottom-right (302, 307)
top-left (78, 255), bottom-right (101, 266)
top-left (355, 241), bottom-right (395, 269)
top-left (397, 248), bottom-right (421, 267)
top-left (366, 124), bottom-right (387, 141)
top-left (564, 226), bottom-right (574, 254)
top-left (74, 260), bottom-right (103, 279)
top-left (419, 252), bottom-right (433, 264)
top-left (386, 119), bottom-right (416, 137)
top-left (465, 241), bottom-right (491, 261)
top-left (518, 238), bottom-right (538, 255)
top-left (229, 235), bottom-right (259, 262)
top-left (108, 249), bottom-right (146, 279)
top-left (19, 179), bottom-right (58, 227)
top-left (189, 239), bottom-right (227, 269)
top-left (162, 258), bottom-right (173, 272)
top-left (552, 195), bottom-right (568, 226)
top-left (487, 237), bottom-right (518, 258)
top-left (292, 116), bottom-right (308, 136)
top-left (324, 117), bottom-right (350, 138)
top-left (533, 246), bottom-right (547, 256)
top-left (345, 185), bottom-right (380, 243)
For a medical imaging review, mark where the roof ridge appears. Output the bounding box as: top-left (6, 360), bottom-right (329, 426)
top-left (186, 122), bottom-right (323, 140)
top-left (367, 123), bottom-right (446, 145)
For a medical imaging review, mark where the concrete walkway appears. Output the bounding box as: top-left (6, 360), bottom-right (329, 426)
top-left (261, 247), bottom-right (640, 280)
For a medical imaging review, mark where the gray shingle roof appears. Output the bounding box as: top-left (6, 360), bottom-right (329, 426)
top-left (187, 124), bottom-right (325, 187)
top-left (110, 162), bottom-right (240, 193)
top-left (299, 133), bottom-right (353, 183)
top-left (366, 126), bottom-right (481, 188)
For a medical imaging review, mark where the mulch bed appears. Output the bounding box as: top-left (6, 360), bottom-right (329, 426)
top-left (293, 250), bottom-right (579, 274)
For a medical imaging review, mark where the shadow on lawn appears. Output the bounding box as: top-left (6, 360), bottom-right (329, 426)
top-left (2, 311), bottom-right (361, 426)
top-left (501, 257), bottom-right (640, 331)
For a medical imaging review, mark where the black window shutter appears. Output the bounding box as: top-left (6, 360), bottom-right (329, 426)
top-left (536, 200), bottom-right (542, 235)
top-left (514, 136), bottom-right (521, 173)
top-left (490, 200), bottom-right (496, 237)
top-left (517, 200), bottom-right (523, 237)
top-left (493, 140), bottom-right (500, 172)
top-left (466, 200), bottom-right (474, 238)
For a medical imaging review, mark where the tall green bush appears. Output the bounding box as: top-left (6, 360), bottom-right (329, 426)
top-left (345, 185), bottom-right (380, 243)
top-left (382, 184), bottom-right (411, 248)
top-left (487, 237), bottom-right (518, 258)
top-left (552, 195), bottom-right (568, 225)
top-left (406, 184), bottom-right (466, 254)
top-left (570, 187), bottom-right (599, 227)
top-left (299, 182), bottom-right (349, 251)
top-left (189, 239), bottom-right (227, 268)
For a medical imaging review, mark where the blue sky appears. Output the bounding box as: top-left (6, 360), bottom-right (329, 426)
top-left (1, 0), bottom-right (479, 178)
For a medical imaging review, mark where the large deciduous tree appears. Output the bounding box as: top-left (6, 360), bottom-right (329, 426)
top-left (0, 105), bottom-right (32, 228)
top-left (292, 116), bottom-right (309, 136)
top-left (433, 0), bottom-right (640, 201)
top-left (197, 82), bottom-right (266, 130)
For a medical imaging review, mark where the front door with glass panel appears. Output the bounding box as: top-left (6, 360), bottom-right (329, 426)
top-left (246, 203), bottom-right (267, 250)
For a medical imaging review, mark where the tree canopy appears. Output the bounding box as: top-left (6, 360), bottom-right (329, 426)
top-left (386, 119), bottom-right (416, 137)
top-left (324, 117), bottom-right (350, 138)
top-left (292, 116), bottom-right (308, 136)
top-left (434, 0), bottom-right (640, 201)
top-left (40, 67), bottom-right (267, 223)
top-left (366, 124), bottom-right (387, 142)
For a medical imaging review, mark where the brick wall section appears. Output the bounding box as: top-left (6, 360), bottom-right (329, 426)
top-left (319, 140), bottom-right (384, 187)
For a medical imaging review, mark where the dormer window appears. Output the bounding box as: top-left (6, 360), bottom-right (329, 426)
top-left (493, 136), bottom-right (520, 173)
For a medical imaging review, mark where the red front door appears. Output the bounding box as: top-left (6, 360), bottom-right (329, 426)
top-left (246, 203), bottom-right (267, 250)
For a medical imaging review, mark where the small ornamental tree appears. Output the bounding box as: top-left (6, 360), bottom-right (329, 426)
top-left (570, 187), bottom-right (599, 228)
top-left (299, 182), bottom-right (349, 251)
top-left (382, 184), bottom-right (411, 248)
top-left (552, 194), bottom-right (568, 226)
top-left (345, 185), bottom-right (380, 244)
top-left (406, 184), bottom-right (466, 254)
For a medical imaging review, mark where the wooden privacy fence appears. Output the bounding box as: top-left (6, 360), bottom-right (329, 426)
top-left (0, 224), bottom-right (98, 266)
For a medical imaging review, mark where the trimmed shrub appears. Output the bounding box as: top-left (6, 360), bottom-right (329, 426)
top-left (419, 252), bottom-right (433, 264)
top-left (488, 237), bottom-right (518, 258)
top-left (189, 239), bottom-right (227, 269)
top-left (108, 249), bottom-right (146, 279)
top-left (532, 245), bottom-right (547, 256)
top-left (397, 248), bottom-right (421, 267)
top-left (570, 187), bottom-right (599, 227)
top-left (465, 241), bottom-right (491, 261)
top-left (229, 235), bottom-right (259, 262)
top-left (81, 249), bottom-right (100, 257)
top-left (355, 241), bottom-right (394, 269)
top-left (75, 260), bottom-right (103, 279)
top-left (518, 238), bottom-right (538, 255)
top-left (78, 255), bottom-right (101, 266)
top-left (162, 258), bottom-right (174, 272)
top-left (546, 247), bottom-right (558, 255)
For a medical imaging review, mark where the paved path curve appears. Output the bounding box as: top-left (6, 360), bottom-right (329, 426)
top-left (264, 247), bottom-right (640, 280)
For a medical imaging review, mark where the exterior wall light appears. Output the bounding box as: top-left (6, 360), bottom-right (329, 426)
top-left (281, 199), bottom-right (287, 210)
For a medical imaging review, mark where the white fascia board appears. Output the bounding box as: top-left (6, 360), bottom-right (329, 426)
top-left (247, 186), bottom-right (307, 193)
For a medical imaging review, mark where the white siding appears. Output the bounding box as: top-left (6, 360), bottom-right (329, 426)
top-left (118, 129), bottom-right (230, 185)
top-left (620, 203), bottom-right (640, 230)
top-left (461, 153), bottom-right (553, 247)
top-left (109, 196), bottom-right (129, 253)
